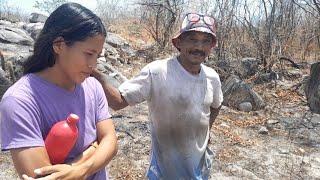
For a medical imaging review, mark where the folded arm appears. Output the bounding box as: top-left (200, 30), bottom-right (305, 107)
top-left (27, 119), bottom-right (118, 179)
top-left (13, 119), bottom-right (117, 180)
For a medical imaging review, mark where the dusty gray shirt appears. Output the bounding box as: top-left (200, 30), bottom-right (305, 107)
top-left (119, 57), bottom-right (223, 179)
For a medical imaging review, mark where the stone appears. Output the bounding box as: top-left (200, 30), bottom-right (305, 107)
top-left (29, 12), bottom-right (48, 23)
top-left (240, 57), bottom-right (259, 78)
top-left (222, 75), bottom-right (265, 110)
top-left (305, 62), bottom-right (320, 113)
top-left (267, 119), bottom-right (279, 125)
top-left (258, 126), bottom-right (269, 135)
top-left (0, 26), bottom-right (34, 46)
top-left (238, 102), bottom-right (253, 112)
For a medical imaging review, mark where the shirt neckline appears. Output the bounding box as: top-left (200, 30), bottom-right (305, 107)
top-left (28, 73), bottom-right (80, 96)
top-left (173, 57), bottom-right (204, 81)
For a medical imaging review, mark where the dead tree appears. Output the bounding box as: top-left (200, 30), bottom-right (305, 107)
top-left (138, 0), bottom-right (184, 50)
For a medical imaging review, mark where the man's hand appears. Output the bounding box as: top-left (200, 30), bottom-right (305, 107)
top-left (21, 164), bottom-right (89, 180)
top-left (91, 69), bottom-right (129, 110)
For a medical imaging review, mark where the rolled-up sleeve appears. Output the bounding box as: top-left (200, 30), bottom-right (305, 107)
top-left (211, 77), bottom-right (223, 109)
top-left (119, 65), bottom-right (152, 105)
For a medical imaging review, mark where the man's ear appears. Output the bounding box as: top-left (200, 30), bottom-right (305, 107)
top-left (174, 38), bottom-right (182, 50)
top-left (52, 37), bottom-right (65, 54)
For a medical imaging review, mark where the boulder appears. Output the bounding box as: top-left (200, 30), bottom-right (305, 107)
top-left (305, 62), bottom-right (320, 113)
top-left (23, 22), bottom-right (44, 39)
top-left (239, 57), bottom-right (260, 78)
top-left (238, 102), bottom-right (253, 112)
top-left (0, 68), bottom-right (11, 99)
top-left (0, 20), bottom-right (12, 26)
top-left (222, 75), bottom-right (265, 110)
top-left (106, 32), bottom-right (128, 48)
top-left (0, 26), bottom-right (33, 46)
top-left (29, 12), bottom-right (48, 23)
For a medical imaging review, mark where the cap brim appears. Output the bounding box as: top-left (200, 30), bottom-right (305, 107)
top-left (172, 27), bottom-right (217, 50)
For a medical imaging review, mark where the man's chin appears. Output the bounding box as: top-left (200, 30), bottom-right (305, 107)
top-left (190, 58), bottom-right (205, 65)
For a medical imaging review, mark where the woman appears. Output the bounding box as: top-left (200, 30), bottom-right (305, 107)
top-left (0, 3), bottom-right (117, 180)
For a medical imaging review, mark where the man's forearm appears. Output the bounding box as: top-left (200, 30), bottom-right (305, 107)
top-left (209, 106), bottom-right (221, 129)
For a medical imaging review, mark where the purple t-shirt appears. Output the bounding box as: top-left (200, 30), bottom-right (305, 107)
top-left (0, 74), bottom-right (111, 180)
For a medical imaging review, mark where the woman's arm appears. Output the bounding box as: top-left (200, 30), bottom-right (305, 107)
top-left (10, 147), bottom-right (51, 178)
top-left (79, 119), bottom-right (118, 176)
top-left (29, 119), bottom-right (118, 179)
top-left (11, 142), bottom-right (99, 179)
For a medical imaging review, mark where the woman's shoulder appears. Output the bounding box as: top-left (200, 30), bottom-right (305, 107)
top-left (82, 76), bottom-right (100, 87)
top-left (80, 77), bottom-right (104, 95)
top-left (2, 74), bottom-right (34, 101)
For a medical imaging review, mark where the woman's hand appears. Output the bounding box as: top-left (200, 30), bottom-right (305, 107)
top-left (21, 164), bottom-right (89, 180)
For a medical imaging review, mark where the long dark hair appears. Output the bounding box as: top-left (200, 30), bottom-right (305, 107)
top-left (23, 3), bottom-right (106, 74)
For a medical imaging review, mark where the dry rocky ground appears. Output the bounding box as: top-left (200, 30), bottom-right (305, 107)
top-left (1, 59), bottom-right (320, 180)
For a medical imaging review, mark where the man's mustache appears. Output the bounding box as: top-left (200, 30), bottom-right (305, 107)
top-left (190, 50), bottom-right (205, 56)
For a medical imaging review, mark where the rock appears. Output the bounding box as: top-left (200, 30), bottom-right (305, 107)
top-left (0, 68), bottom-right (11, 98)
top-left (298, 148), bottom-right (305, 154)
top-left (15, 22), bottom-right (26, 29)
top-left (29, 12), bottom-right (48, 23)
top-left (296, 75), bottom-right (309, 96)
top-left (104, 43), bottom-right (119, 56)
top-left (278, 148), bottom-right (290, 154)
top-left (310, 114), bottom-right (320, 126)
top-left (226, 164), bottom-right (263, 180)
top-left (258, 126), bottom-right (268, 135)
top-left (219, 122), bottom-right (230, 129)
top-left (106, 56), bottom-right (122, 66)
top-left (222, 75), bottom-right (265, 110)
top-left (285, 69), bottom-right (303, 79)
top-left (0, 26), bottom-right (34, 46)
top-left (0, 68), bottom-right (10, 85)
top-left (254, 72), bottom-right (279, 84)
top-left (305, 62), bottom-right (320, 113)
top-left (106, 32), bottom-right (128, 48)
top-left (23, 22), bottom-right (44, 39)
top-left (120, 44), bottom-right (136, 57)
top-left (279, 117), bottom-right (298, 129)
top-left (0, 42), bottom-right (32, 56)
top-left (239, 57), bottom-right (260, 78)
top-left (106, 33), bottom-right (135, 59)
top-left (0, 20), bottom-right (12, 26)
top-left (267, 119), bottom-right (279, 125)
top-left (238, 102), bottom-right (253, 112)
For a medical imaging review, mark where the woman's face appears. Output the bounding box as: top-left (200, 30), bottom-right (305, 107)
top-left (54, 34), bottom-right (105, 85)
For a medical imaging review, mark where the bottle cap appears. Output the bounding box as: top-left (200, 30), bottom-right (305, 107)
top-left (67, 113), bottom-right (79, 125)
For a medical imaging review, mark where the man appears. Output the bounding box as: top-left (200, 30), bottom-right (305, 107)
top-left (93, 13), bottom-right (223, 180)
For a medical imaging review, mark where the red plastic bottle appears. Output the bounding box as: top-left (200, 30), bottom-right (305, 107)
top-left (45, 113), bottom-right (79, 164)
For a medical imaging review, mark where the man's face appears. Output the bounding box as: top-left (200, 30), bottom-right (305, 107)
top-left (176, 31), bottom-right (215, 66)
